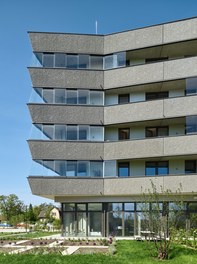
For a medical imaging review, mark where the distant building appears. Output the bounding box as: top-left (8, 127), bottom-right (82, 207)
top-left (28, 17), bottom-right (197, 237)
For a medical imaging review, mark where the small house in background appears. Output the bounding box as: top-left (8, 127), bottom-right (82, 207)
top-left (38, 207), bottom-right (61, 223)
top-left (50, 207), bottom-right (61, 220)
top-left (38, 210), bottom-right (47, 223)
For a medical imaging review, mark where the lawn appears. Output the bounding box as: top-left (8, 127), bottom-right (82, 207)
top-left (0, 240), bottom-right (196, 264)
top-left (0, 231), bottom-right (60, 239)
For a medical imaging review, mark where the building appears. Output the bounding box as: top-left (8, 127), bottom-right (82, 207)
top-left (28, 17), bottom-right (197, 237)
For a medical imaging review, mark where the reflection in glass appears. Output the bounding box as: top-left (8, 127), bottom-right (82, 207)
top-left (108, 212), bottom-right (122, 236)
top-left (66, 161), bottom-right (77, 176)
top-left (63, 212), bottom-right (75, 236)
top-left (67, 55), bottom-right (78, 68)
top-left (90, 162), bottom-right (103, 177)
top-left (78, 161), bottom-right (89, 177)
top-left (78, 90), bottom-right (89, 104)
top-left (43, 89), bottom-right (53, 103)
top-left (55, 53), bottom-right (66, 67)
top-left (90, 56), bottom-right (103, 69)
top-left (67, 90), bottom-right (77, 104)
top-left (79, 55), bottom-right (89, 68)
top-left (55, 89), bottom-right (65, 103)
top-left (55, 125), bottom-right (66, 140)
top-left (90, 91), bottom-right (103, 105)
top-left (124, 212), bottom-right (134, 236)
top-left (89, 212), bottom-right (102, 236)
top-left (43, 53), bottom-right (54, 67)
top-left (67, 126), bottom-right (77, 140)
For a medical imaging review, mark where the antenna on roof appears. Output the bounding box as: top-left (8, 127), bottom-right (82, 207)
top-left (95, 20), bottom-right (98, 34)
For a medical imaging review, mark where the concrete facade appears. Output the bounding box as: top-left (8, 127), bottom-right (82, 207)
top-left (28, 17), bottom-right (197, 237)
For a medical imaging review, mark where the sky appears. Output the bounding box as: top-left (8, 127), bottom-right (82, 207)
top-left (0, 0), bottom-right (197, 205)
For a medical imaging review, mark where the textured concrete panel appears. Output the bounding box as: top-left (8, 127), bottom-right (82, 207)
top-left (164, 57), bottom-right (197, 81)
top-left (164, 18), bottom-right (197, 44)
top-left (104, 25), bottom-right (163, 54)
top-left (28, 104), bottom-right (104, 125)
top-left (28, 140), bottom-right (104, 160)
top-left (164, 96), bottom-right (197, 118)
top-left (104, 100), bottom-right (164, 125)
top-left (28, 174), bottom-right (197, 200)
top-left (164, 135), bottom-right (197, 156)
top-left (104, 138), bottom-right (163, 160)
top-left (29, 32), bottom-right (104, 54)
top-left (104, 62), bottom-right (164, 89)
top-left (28, 177), bottom-right (104, 197)
top-left (104, 175), bottom-right (197, 196)
top-left (29, 68), bottom-right (104, 89)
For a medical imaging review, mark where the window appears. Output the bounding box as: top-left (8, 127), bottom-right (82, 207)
top-left (90, 56), bottom-right (103, 69)
top-left (186, 116), bottom-right (197, 134)
top-left (66, 90), bottom-right (77, 104)
top-left (55, 53), bottom-right (66, 67)
top-left (146, 126), bottom-right (168, 138)
top-left (43, 53), bottom-right (54, 67)
top-left (119, 128), bottom-right (130, 140)
top-left (146, 91), bottom-right (168, 101)
top-left (67, 55), bottom-right (78, 68)
top-left (186, 77), bottom-right (197, 95)
top-left (145, 161), bottom-right (168, 176)
top-left (78, 55), bottom-right (89, 68)
top-left (67, 126), bottom-right (77, 140)
top-left (118, 162), bottom-right (129, 177)
top-left (145, 57), bottom-right (168, 63)
top-left (185, 160), bottom-right (196, 174)
top-left (118, 94), bottom-right (129, 104)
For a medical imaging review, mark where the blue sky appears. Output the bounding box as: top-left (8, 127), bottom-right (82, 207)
top-left (0, 0), bottom-right (197, 205)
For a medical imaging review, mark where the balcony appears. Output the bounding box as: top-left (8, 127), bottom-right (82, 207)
top-left (28, 103), bottom-right (104, 125)
top-left (104, 95), bottom-right (197, 125)
top-left (28, 173), bottom-right (197, 201)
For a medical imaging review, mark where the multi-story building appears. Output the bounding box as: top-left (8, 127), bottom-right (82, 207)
top-left (28, 17), bottom-right (197, 237)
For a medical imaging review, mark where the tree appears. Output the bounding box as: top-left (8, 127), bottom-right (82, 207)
top-left (140, 181), bottom-right (184, 260)
top-left (0, 194), bottom-right (25, 223)
top-left (27, 203), bottom-right (36, 223)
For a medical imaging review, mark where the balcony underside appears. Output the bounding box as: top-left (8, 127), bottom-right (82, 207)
top-left (28, 174), bottom-right (197, 201)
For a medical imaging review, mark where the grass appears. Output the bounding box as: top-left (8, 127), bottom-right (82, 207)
top-left (0, 240), bottom-right (196, 264)
top-left (0, 231), bottom-right (60, 240)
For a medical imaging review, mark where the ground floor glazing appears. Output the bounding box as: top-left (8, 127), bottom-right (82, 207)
top-left (61, 201), bottom-right (197, 237)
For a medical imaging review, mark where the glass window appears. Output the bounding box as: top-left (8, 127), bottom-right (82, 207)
top-left (78, 55), bottom-right (90, 68)
top-left (77, 161), bottom-right (89, 176)
top-left (66, 161), bottom-right (77, 176)
top-left (104, 55), bottom-right (114, 69)
top-left (124, 203), bottom-right (134, 211)
top-left (43, 53), bottom-right (54, 67)
top-left (146, 127), bottom-right (168, 138)
top-left (146, 91), bottom-right (169, 101)
top-left (34, 52), bottom-right (43, 65)
top-left (146, 161), bottom-right (168, 176)
top-left (55, 53), bottom-right (66, 67)
top-left (119, 128), bottom-right (130, 140)
top-left (79, 126), bottom-right (89, 140)
top-left (78, 90), bottom-right (89, 104)
top-left (136, 203), bottom-right (149, 211)
top-left (42, 125), bottom-right (54, 139)
top-left (124, 212), bottom-right (134, 236)
top-left (55, 160), bottom-right (66, 176)
top-left (55, 89), bottom-right (65, 103)
top-left (90, 56), bottom-right (103, 69)
top-left (43, 89), bottom-right (54, 103)
top-left (188, 202), bottom-right (197, 211)
top-left (90, 91), bottom-right (103, 105)
top-left (77, 204), bottom-right (86, 211)
top-left (55, 125), bottom-right (66, 140)
top-left (186, 116), bottom-right (197, 134)
top-left (63, 203), bottom-right (75, 211)
top-left (67, 55), bottom-right (78, 68)
top-left (118, 162), bottom-right (129, 177)
top-left (67, 126), bottom-right (77, 140)
top-left (108, 203), bottom-right (123, 211)
top-left (116, 52), bottom-right (126, 67)
top-left (118, 94), bottom-right (130, 104)
top-left (90, 126), bottom-right (103, 141)
top-left (66, 90), bottom-right (77, 104)
top-left (90, 161), bottom-right (103, 177)
top-left (88, 203), bottom-right (102, 211)
top-left (186, 77), bottom-right (197, 95)
top-left (185, 160), bottom-right (196, 173)
top-left (42, 160), bottom-right (54, 171)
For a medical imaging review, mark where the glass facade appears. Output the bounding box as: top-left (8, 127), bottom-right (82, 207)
top-left (31, 88), bottom-right (104, 106)
top-left (62, 202), bottom-right (197, 237)
top-left (33, 52), bottom-right (126, 70)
